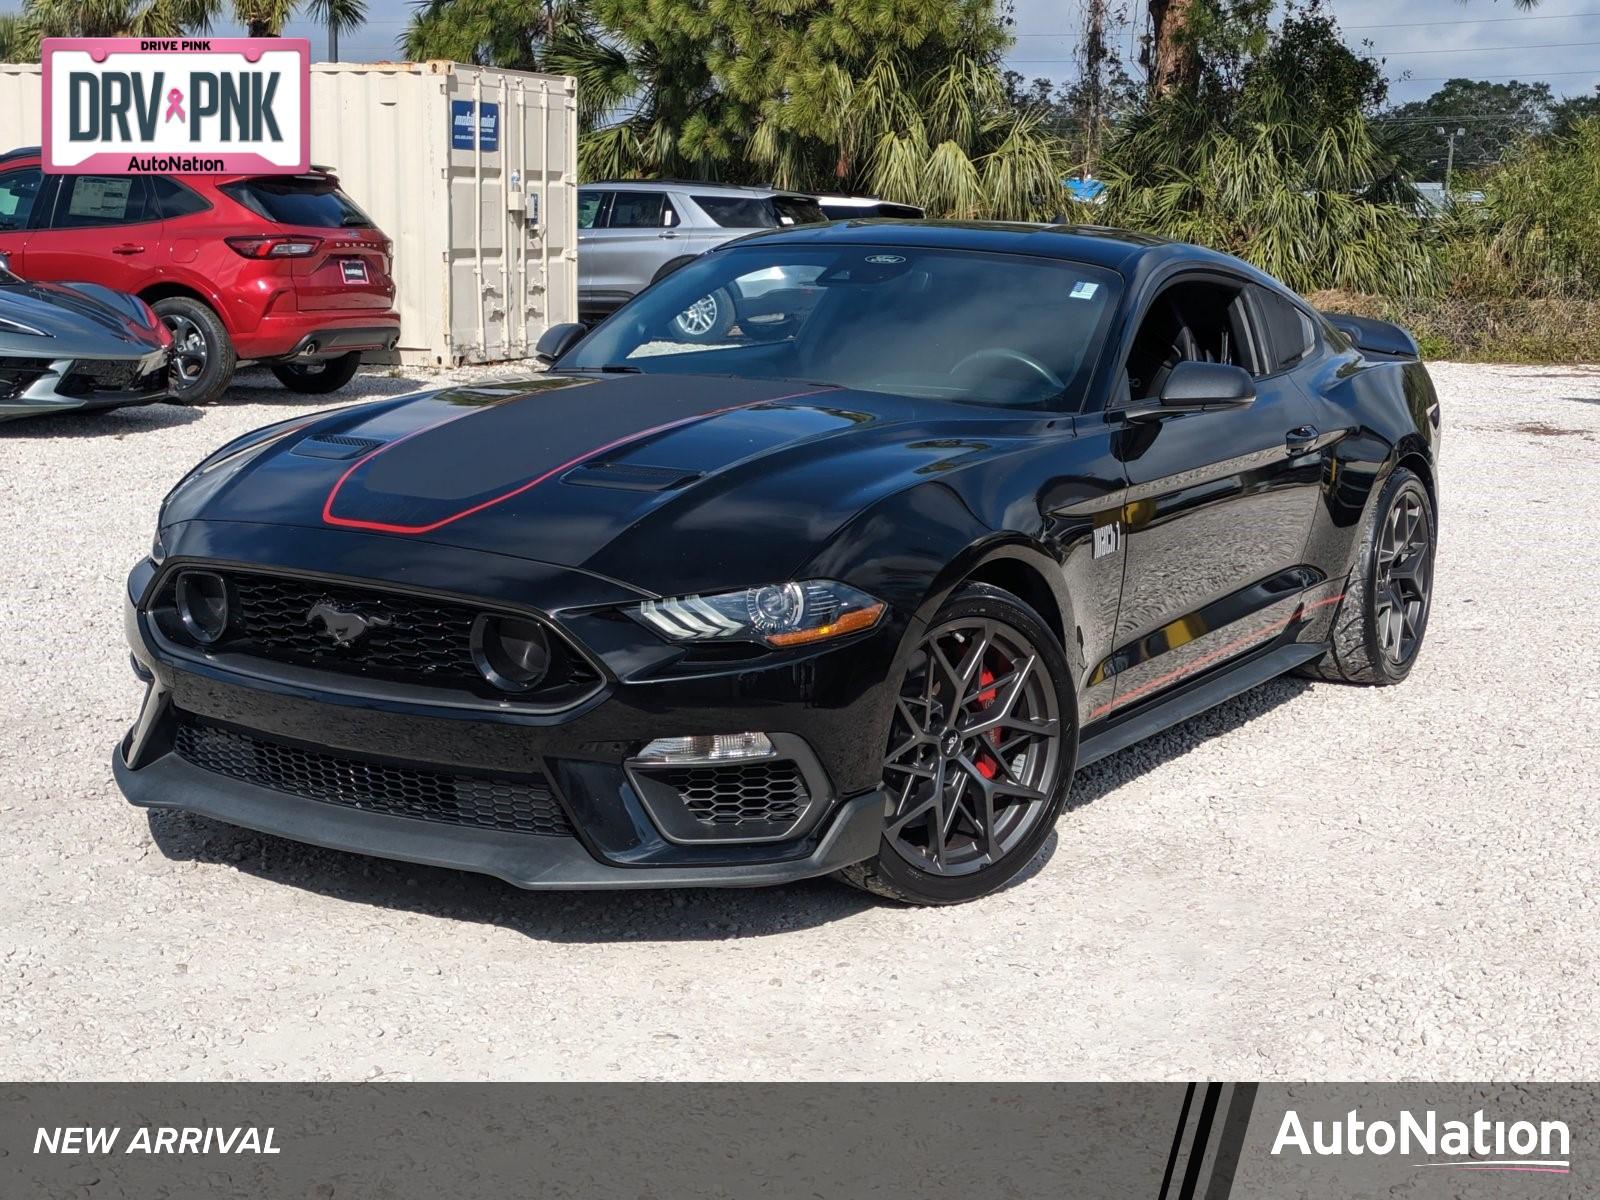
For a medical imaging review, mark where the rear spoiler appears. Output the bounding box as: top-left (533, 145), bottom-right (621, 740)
top-left (1322, 313), bottom-right (1420, 362)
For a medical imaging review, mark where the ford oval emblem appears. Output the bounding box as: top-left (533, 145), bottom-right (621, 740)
top-left (865, 254), bottom-right (905, 264)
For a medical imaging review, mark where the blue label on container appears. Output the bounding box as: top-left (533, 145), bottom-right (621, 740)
top-left (451, 100), bottom-right (500, 152)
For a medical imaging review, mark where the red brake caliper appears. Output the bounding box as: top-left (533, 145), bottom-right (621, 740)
top-left (974, 667), bottom-right (1002, 779)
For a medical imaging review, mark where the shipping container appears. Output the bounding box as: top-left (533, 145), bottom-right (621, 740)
top-left (0, 59), bottom-right (579, 366)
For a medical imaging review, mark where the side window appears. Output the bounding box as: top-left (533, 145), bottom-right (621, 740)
top-left (1254, 287), bottom-right (1318, 372)
top-left (1124, 279), bottom-right (1256, 402)
top-left (609, 191), bottom-right (666, 228)
top-left (49, 176), bottom-right (156, 228)
top-left (577, 190), bottom-right (611, 230)
top-left (0, 168), bottom-right (44, 231)
top-left (150, 177), bottom-right (211, 219)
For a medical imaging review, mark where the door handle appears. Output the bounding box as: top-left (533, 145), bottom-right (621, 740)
top-left (657, 232), bottom-right (677, 239)
top-left (112, 243), bottom-right (145, 255)
top-left (1285, 425), bottom-right (1319, 455)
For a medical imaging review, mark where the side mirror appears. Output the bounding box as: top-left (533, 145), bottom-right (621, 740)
top-left (0, 250), bottom-right (12, 274)
top-left (1140, 361), bottom-right (1256, 417)
top-left (534, 322), bottom-right (586, 365)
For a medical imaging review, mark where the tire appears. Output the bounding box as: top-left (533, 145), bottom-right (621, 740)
top-left (1298, 466), bottom-right (1436, 686)
top-left (153, 296), bottom-right (235, 405)
top-left (270, 352), bottom-right (363, 395)
top-left (670, 287), bottom-right (735, 342)
top-left (836, 583), bottom-right (1078, 905)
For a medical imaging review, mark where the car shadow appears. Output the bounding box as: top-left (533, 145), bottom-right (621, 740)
top-left (0, 401), bottom-right (203, 438)
top-left (223, 369), bottom-right (437, 405)
top-left (1067, 673), bottom-right (1313, 809)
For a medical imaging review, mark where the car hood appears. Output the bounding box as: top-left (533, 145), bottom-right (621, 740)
top-left (0, 277), bottom-right (166, 356)
top-left (161, 372), bottom-right (1020, 595)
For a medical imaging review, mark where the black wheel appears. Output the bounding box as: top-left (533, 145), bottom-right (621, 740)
top-left (271, 352), bottom-right (363, 394)
top-left (1300, 466), bottom-right (1436, 685)
top-left (153, 296), bottom-right (235, 405)
top-left (837, 583), bottom-right (1077, 905)
top-left (669, 288), bottom-right (735, 342)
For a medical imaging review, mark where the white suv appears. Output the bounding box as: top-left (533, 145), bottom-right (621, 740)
top-left (577, 181), bottom-right (825, 331)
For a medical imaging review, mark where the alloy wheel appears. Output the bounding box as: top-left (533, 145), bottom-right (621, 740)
top-left (163, 314), bottom-right (209, 388)
top-left (674, 294), bottom-right (720, 337)
top-left (1374, 487), bottom-right (1433, 665)
top-left (882, 618), bottom-right (1063, 876)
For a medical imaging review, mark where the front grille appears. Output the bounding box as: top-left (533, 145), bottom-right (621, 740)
top-left (659, 761), bottom-right (810, 827)
top-left (154, 569), bottom-right (601, 706)
top-left (58, 356), bottom-right (165, 397)
top-left (174, 719), bottom-right (574, 836)
top-left (0, 357), bottom-right (52, 399)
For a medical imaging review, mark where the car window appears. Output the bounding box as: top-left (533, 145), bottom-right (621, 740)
top-left (219, 177), bottom-right (373, 228)
top-left (610, 191), bottom-right (667, 228)
top-left (151, 176), bottom-right (211, 219)
top-left (49, 175), bottom-right (157, 228)
top-left (1125, 278), bottom-right (1259, 401)
top-left (1254, 287), bottom-right (1317, 371)
top-left (0, 168), bottom-right (45, 231)
top-left (578, 190), bottom-right (610, 229)
top-left (694, 195), bottom-right (826, 228)
top-left (563, 245), bottom-right (1122, 412)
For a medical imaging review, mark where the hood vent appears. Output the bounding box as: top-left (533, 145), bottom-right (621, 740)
top-left (291, 434), bottom-right (383, 460)
top-left (563, 461), bottom-right (701, 492)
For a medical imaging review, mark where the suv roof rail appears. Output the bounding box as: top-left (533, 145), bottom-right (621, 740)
top-left (0, 146), bottom-right (41, 163)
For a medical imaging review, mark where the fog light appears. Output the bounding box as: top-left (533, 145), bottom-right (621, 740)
top-left (635, 733), bottom-right (774, 764)
top-left (472, 613), bottom-right (551, 692)
top-left (175, 570), bottom-right (229, 644)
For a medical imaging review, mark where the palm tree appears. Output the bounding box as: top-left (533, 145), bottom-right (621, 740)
top-left (19, 0), bottom-right (363, 49)
top-left (0, 13), bottom-right (41, 58)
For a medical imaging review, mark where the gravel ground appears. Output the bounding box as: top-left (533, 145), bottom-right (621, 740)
top-left (0, 362), bottom-right (1596, 1082)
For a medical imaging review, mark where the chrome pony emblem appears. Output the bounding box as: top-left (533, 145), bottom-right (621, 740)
top-left (306, 599), bottom-right (391, 646)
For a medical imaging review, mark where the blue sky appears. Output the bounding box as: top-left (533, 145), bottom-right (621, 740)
top-left (6, 0), bottom-right (1599, 107)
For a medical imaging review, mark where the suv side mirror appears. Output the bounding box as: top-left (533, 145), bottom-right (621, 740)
top-left (535, 322), bottom-right (586, 365)
top-left (1144, 361), bottom-right (1256, 416)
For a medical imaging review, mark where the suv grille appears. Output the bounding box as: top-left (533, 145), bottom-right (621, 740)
top-left (174, 719), bottom-right (574, 837)
top-left (155, 569), bottom-right (601, 706)
top-left (659, 761), bottom-right (810, 828)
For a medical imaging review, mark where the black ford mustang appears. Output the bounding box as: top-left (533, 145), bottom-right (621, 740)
top-left (116, 222), bottom-right (1440, 904)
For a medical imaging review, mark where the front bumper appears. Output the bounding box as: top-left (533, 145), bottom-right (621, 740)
top-left (0, 348), bottom-right (170, 421)
top-left (115, 539), bottom-right (899, 890)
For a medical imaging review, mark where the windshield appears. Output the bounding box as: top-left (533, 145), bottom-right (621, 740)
top-left (561, 245), bottom-right (1121, 410)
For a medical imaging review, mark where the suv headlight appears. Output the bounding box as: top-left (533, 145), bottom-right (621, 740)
top-left (631, 580), bottom-right (885, 648)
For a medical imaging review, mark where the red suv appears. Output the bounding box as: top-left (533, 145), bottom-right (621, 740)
top-left (0, 147), bottom-right (399, 403)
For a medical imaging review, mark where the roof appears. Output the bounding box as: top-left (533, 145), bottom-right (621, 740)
top-left (723, 218), bottom-right (1185, 273)
top-left (582, 179), bottom-right (813, 199)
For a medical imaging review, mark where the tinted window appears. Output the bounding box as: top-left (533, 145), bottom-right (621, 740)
top-left (609, 191), bottom-right (666, 228)
top-left (151, 176), bottom-right (211, 218)
top-left (50, 175), bottom-right (156, 228)
top-left (818, 200), bottom-right (923, 220)
top-left (220, 177), bottom-right (373, 228)
top-left (578, 190), bottom-right (610, 229)
top-left (1256, 288), bottom-right (1317, 371)
top-left (564, 245), bottom-right (1121, 412)
top-left (695, 194), bottom-right (826, 228)
top-left (0, 168), bottom-right (45, 231)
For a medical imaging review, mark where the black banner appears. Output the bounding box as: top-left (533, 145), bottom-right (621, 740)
top-left (1, 1083), bottom-right (1590, 1198)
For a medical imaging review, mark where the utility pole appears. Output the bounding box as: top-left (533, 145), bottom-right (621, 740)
top-left (1436, 125), bottom-right (1465, 201)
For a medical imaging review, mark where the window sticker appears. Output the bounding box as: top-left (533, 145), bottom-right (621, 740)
top-left (70, 177), bottom-right (132, 220)
top-left (1070, 281), bottom-right (1100, 300)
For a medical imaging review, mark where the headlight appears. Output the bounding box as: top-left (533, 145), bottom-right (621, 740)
top-left (631, 580), bottom-right (885, 648)
top-left (150, 528), bottom-right (167, 565)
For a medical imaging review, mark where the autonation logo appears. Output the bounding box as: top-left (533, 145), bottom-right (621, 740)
top-left (1272, 1109), bottom-right (1571, 1175)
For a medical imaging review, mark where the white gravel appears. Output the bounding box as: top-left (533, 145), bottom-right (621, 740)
top-left (0, 362), bottom-right (1596, 1082)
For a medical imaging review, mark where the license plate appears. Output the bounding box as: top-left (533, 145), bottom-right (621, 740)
top-left (341, 259), bottom-right (369, 284)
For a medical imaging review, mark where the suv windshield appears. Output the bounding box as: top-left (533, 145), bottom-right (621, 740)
top-left (694, 194), bottom-right (826, 228)
top-left (221, 177), bottom-right (374, 228)
top-left (562, 244), bottom-right (1121, 411)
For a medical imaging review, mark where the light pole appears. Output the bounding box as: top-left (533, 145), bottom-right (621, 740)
top-left (1436, 126), bottom-right (1465, 201)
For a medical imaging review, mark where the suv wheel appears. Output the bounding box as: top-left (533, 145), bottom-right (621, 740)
top-left (153, 297), bottom-right (235, 405)
top-left (271, 352), bottom-right (363, 395)
top-left (670, 288), bottom-right (735, 342)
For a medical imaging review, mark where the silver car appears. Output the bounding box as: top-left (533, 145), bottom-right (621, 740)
top-left (1, 255), bottom-right (172, 422)
top-left (578, 181), bottom-right (825, 338)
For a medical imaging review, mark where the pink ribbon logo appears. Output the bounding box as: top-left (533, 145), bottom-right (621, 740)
top-left (164, 88), bottom-right (185, 123)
